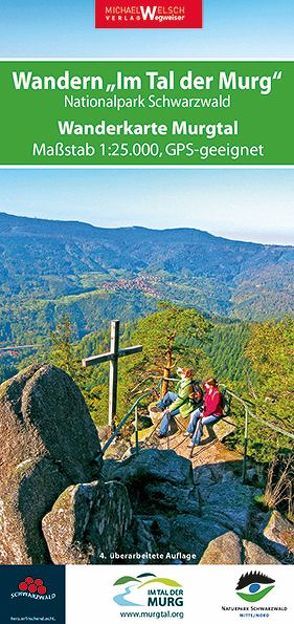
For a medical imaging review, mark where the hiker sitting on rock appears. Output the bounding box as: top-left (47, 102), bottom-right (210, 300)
top-left (154, 367), bottom-right (203, 438)
top-left (186, 377), bottom-right (223, 447)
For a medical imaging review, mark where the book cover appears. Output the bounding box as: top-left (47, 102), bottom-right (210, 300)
top-left (0, 2), bottom-right (293, 623)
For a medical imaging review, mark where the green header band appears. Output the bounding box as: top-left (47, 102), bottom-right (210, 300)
top-left (0, 60), bottom-right (293, 165)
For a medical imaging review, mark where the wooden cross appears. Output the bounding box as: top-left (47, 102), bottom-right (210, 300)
top-left (82, 320), bottom-right (142, 428)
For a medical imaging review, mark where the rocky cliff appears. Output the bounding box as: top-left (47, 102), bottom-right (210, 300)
top-left (0, 366), bottom-right (293, 566)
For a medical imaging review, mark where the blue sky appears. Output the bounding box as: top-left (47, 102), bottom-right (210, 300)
top-left (0, 1), bottom-right (293, 58)
top-left (0, 3), bottom-right (292, 246)
top-left (0, 169), bottom-right (293, 245)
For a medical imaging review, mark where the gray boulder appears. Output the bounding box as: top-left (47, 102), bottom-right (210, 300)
top-left (170, 515), bottom-right (228, 561)
top-left (263, 511), bottom-right (294, 558)
top-left (120, 515), bottom-right (172, 564)
top-left (0, 364), bottom-right (102, 564)
top-left (108, 449), bottom-right (194, 488)
top-left (140, 515), bottom-right (171, 549)
top-left (0, 457), bottom-right (69, 565)
top-left (199, 531), bottom-right (242, 564)
top-left (201, 478), bottom-right (257, 536)
top-left (243, 540), bottom-right (280, 564)
top-left (128, 517), bottom-right (159, 561)
top-left (42, 480), bottom-right (132, 564)
top-left (194, 463), bottom-right (239, 497)
top-left (143, 482), bottom-right (200, 515)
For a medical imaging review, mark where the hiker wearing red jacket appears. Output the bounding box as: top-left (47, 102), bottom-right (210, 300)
top-left (186, 378), bottom-right (223, 447)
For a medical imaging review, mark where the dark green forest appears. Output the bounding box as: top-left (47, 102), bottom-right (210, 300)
top-left (1, 307), bottom-right (292, 469)
top-left (0, 213), bottom-right (293, 350)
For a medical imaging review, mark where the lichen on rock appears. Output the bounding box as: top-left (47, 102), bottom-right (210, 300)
top-left (0, 364), bottom-right (102, 564)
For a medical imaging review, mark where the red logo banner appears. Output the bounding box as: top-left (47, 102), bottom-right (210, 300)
top-left (95, 1), bottom-right (203, 29)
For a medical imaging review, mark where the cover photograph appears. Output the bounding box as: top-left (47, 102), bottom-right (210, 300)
top-left (0, 2), bottom-right (293, 623)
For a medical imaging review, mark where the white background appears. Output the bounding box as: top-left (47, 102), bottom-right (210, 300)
top-left (66, 564), bottom-right (293, 624)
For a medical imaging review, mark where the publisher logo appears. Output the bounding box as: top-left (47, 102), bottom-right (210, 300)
top-left (95, 0), bottom-right (203, 29)
top-left (236, 572), bottom-right (275, 603)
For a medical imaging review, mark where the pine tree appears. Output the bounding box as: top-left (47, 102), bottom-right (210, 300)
top-left (116, 303), bottom-right (212, 411)
top-left (246, 317), bottom-right (293, 417)
top-left (49, 315), bottom-right (84, 385)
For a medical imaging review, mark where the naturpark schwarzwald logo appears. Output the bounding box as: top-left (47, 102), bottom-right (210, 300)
top-left (11, 576), bottom-right (56, 601)
top-left (95, 0), bottom-right (203, 29)
top-left (236, 572), bottom-right (275, 603)
top-left (113, 573), bottom-right (183, 608)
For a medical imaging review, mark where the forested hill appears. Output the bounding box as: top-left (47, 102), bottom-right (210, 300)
top-left (0, 212), bottom-right (293, 342)
top-left (1, 212), bottom-right (292, 277)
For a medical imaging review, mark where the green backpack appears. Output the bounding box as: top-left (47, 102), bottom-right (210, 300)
top-left (221, 387), bottom-right (231, 416)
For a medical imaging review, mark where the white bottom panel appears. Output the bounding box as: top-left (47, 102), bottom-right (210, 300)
top-left (66, 564), bottom-right (293, 624)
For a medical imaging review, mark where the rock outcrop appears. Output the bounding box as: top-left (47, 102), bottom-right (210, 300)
top-left (0, 364), bottom-right (102, 564)
top-left (200, 474), bottom-right (258, 536)
top-left (143, 481), bottom-right (200, 515)
top-left (104, 449), bottom-right (198, 517)
top-left (198, 534), bottom-right (281, 565)
top-left (263, 510), bottom-right (294, 559)
top-left (42, 480), bottom-right (132, 564)
top-left (243, 540), bottom-right (280, 565)
top-left (107, 449), bottom-right (194, 488)
top-left (199, 531), bottom-right (242, 564)
top-left (170, 516), bottom-right (228, 562)
top-left (0, 366), bottom-right (292, 567)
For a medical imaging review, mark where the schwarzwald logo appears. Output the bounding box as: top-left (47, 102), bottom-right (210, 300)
top-left (11, 576), bottom-right (56, 600)
top-left (236, 571), bottom-right (275, 602)
top-left (18, 577), bottom-right (47, 595)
